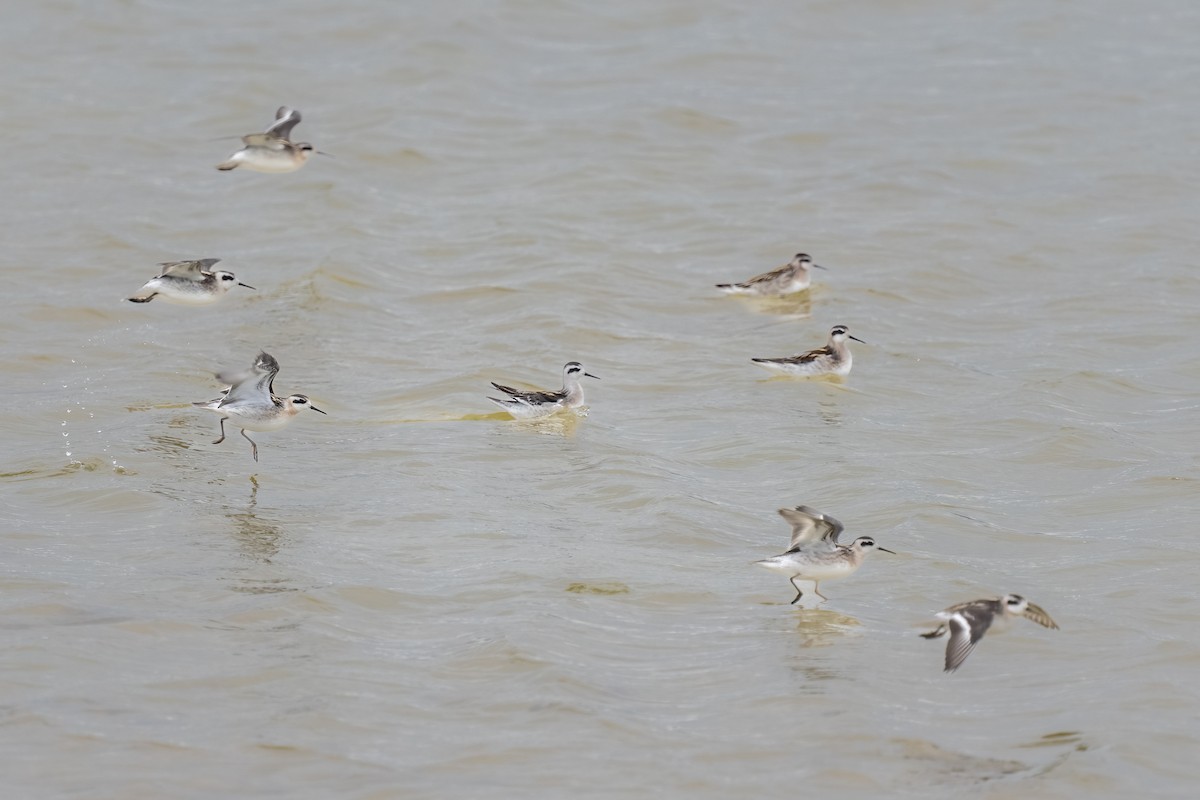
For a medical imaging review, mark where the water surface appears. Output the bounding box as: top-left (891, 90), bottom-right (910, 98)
top-left (2, 1), bottom-right (1199, 797)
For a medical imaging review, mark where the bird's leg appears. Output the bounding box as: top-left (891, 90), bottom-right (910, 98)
top-left (789, 577), bottom-right (805, 604)
top-left (212, 417), bottom-right (227, 445)
top-left (240, 429), bottom-right (259, 462)
top-left (812, 582), bottom-right (829, 602)
top-left (920, 624), bottom-right (947, 640)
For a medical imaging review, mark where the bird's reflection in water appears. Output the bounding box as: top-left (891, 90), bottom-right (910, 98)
top-left (225, 476), bottom-right (293, 594)
top-left (890, 737), bottom-right (1061, 786)
top-left (753, 295), bottom-right (813, 319)
top-left (815, 396), bottom-right (844, 427)
top-left (791, 607), bottom-right (862, 647)
top-left (782, 608), bottom-right (862, 689)
top-left (491, 411), bottom-right (583, 437)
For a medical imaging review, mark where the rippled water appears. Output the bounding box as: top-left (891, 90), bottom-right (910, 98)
top-left (3, 0), bottom-right (1200, 797)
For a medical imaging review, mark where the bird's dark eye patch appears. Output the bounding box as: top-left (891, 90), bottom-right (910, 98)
top-left (294, 398), bottom-right (306, 404)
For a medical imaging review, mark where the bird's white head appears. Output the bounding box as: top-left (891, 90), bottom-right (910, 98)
top-left (214, 271), bottom-right (256, 292)
top-left (830, 325), bottom-right (866, 345)
top-left (1002, 594), bottom-right (1029, 614)
top-left (563, 362), bottom-right (600, 384)
top-left (286, 394), bottom-right (327, 415)
top-left (851, 536), bottom-right (895, 556)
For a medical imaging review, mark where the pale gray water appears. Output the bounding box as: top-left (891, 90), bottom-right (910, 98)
top-left (2, 0), bottom-right (1200, 797)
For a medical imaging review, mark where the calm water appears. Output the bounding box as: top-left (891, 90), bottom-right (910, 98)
top-left (2, 0), bottom-right (1199, 797)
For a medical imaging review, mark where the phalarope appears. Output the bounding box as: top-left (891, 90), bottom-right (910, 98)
top-left (127, 259), bottom-right (254, 305)
top-left (488, 362), bottom-right (598, 419)
top-left (193, 351), bottom-right (326, 461)
top-left (751, 324), bottom-right (864, 377)
top-left (716, 252), bottom-right (826, 296)
top-left (217, 107), bottom-right (324, 173)
top-left (756, 505), bottom-right (895, 603)
top-left (921, 594), bottom-right (1059, 673)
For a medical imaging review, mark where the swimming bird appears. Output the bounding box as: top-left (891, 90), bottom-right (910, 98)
top-left (751, 324), bottom-right (864, 377)
top-left (756, 505), bottom-right (895, 603)
top-left (193, 351), bottom-right (326, 461)
top-left (921, 594), bottom-right (1059, 673)
top-left (716, 252), bottom-right (826, 296)
top-left (217, 106), bottom-right (324, 173)
top-left (127, 259), bottom-right (254, 305)
top-left (488, 362), bottom-right (598, 419)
